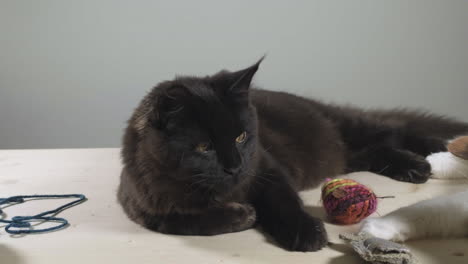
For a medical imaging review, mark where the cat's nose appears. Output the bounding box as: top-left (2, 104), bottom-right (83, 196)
top-left (223, 167), bottom-right (240, 175)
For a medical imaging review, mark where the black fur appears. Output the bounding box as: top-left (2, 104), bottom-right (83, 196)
top-left (118, 60), bottom-right (468, 252)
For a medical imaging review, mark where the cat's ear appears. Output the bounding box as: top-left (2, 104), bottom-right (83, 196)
top-left (154, 85), bottom-right (188, 129)
top-left (212, 57), bottom-right (264, 96)
top-left (228, 57), bottom-right (264, 95)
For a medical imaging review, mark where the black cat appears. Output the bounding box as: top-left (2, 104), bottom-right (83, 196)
top-left (118, 59), bottom-right (468, 252)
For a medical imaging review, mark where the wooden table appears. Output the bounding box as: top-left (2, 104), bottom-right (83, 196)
top-left (1, 149), bottom-right (467, 264)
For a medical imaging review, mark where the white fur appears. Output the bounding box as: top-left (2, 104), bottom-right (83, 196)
top-left (360, 191), bottom-right (468, 242)
top-left (428, 152), bottom-right (468, 179)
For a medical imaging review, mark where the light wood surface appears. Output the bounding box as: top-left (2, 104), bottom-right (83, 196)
top-left (1, 149), bottom-right (467, 264)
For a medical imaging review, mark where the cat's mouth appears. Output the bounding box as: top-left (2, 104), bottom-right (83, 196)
top-left (190, 172), bottom-right (243, 194)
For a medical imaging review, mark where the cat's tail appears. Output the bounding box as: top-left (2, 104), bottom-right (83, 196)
top-left (406, 113), bottom-right (468, 140)
top-left (375, 109), bottom-right (468, 140)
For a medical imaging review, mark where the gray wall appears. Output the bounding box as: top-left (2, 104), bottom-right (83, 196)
top-left (1, 0), bottom-right (467, 149)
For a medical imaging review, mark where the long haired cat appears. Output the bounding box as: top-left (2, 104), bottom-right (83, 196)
top-left (118, 59), bottom-right (468, 252)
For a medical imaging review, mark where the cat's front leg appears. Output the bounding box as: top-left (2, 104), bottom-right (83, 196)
top-left (138, 202), bottom-right (256, 236)
top-left (348, 145), bottom-right (432, 183)
top-left (251, 168), bottom-right (328, 252)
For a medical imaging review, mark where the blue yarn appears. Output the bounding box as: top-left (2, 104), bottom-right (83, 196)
top-left (0, 194), bottom-right (87, 234)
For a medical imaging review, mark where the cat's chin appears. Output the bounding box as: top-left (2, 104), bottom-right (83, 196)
top-left (203, 175), bottom-right (249, 198)
top-left (211, 181), bottom-right (238, 195)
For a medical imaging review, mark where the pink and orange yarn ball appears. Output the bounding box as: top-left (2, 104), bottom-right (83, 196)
top-left (321, 178), bottom-right (377, 225)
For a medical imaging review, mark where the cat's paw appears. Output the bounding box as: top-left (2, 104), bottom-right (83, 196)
top-left (275, 213), bottom-right (328, 252)
top-left (360, 218), bottom-right (407, 242)
top-left (393, 158), bottom-right (431, 184)
top-left (226, 202), bottom-right (256, 232)
top-left (384, 151), bottom-right (432, 184)
top-left (406, 136), bottom-right (448, 157)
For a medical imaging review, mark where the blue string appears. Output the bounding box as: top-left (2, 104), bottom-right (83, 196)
top-left (0, 194), bottom-right (87, 234)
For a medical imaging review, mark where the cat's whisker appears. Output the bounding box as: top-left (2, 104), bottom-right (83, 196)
top-left (260, 171), bottom-right (275, 177)
top-left (314, 160), bottom-right (327, 165)
top-left (245, 170), bottom-right (271, 183)
top-left (179, 152), bottom-right (186, 165)
top-left (190, 177), bottom-right (211, 187)
top-left (378, 165), bottom-right (390, 174)
top-left (191, 173), bottom-right (209, 178)
top-left (186, 183), bottom-right (206, 199)
top-left (255, 174), bottom-right (274, 185)
top-left (184, 174), bottom-right (209, 195)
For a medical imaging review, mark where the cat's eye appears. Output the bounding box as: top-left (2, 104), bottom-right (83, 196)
top-left (195, 143), bottom-right (210, 153)
top-left (236, 132), bottom-right (247, 143)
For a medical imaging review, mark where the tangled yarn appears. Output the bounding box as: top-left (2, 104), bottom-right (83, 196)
top-left (321, 179), bottom-right (377, 225)
top-left (0, 194), bottom-right (87, 234)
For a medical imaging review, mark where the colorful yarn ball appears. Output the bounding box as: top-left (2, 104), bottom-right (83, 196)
top-left (321, 178), bottom-right (377, 225)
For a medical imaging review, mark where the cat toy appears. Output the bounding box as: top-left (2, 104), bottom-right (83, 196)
top-left (0, 194), bottom-right (87, 234)
top-left (321, 178), bottom-right (378, 225)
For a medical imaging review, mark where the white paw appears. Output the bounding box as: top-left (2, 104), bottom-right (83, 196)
top-left (360, 218), bottom-right (407, 242)
top-left (428, 152), bottom-right (468, 179)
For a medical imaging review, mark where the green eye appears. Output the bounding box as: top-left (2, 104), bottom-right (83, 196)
top-left (236, 132), bottom-right (247, 143)
top-left (195, 143), bottom-right (210, 153)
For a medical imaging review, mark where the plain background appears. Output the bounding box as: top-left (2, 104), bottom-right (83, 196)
top-left (1, 0), bottom-right (467, 149)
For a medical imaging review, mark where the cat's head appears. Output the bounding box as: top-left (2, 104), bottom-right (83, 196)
top-left (125, 59), bottom-right (262, 197)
